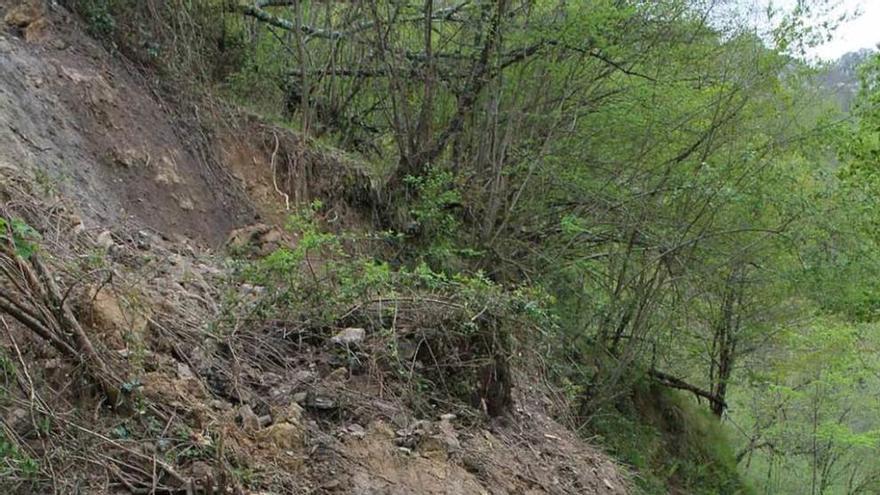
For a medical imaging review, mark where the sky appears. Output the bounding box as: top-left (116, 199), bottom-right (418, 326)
top-left (811, 0), bottom-right (880, 59)
top-left (731, 1), bottom-right (879, 60)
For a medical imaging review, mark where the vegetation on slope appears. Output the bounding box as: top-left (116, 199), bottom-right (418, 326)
top-left (4, 0), bottom-right (880, 493)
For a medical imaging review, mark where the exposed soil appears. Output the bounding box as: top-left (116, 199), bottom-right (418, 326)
top-left (0, 0), bottom-right (257, 246)
top-left (218, 115), bottom-right (377, 232)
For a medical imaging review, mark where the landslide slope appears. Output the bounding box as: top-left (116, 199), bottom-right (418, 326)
top-left (0, 2), bottom-right (629, 494)
top-left (0, 0), bottom-right (262, 245)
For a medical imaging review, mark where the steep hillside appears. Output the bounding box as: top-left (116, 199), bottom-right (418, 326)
top-left (0, 2), bottom-right (629, 494)
top-left (0, 1), bottom-right (259, 245)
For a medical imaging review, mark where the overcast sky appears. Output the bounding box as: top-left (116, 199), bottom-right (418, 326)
top-left (811, 0), bottom-right (880, 59)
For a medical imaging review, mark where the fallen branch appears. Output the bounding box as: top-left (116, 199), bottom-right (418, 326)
top-left (648, 369), bottom-right (726, 411)
top-left (231, 2), bottom-right (343, 39)
top-left (0, 233), bottom-right (121, 405)
top-left (230, 0), bottom-right (471, 41)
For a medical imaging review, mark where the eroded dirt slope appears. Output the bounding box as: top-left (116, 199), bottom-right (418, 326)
top-left (0, 0), bottom-right (257, 246)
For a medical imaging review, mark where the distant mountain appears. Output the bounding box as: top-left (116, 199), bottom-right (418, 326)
top-left (817, 48), bottom-right (876, 111)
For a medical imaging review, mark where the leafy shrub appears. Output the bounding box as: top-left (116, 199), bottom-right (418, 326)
top-left (0, 432), bottom-right (40, 484)
top-left (588, 381), bottom-right (753, 495)
top-left (222, 206), bottom-right (554, 417)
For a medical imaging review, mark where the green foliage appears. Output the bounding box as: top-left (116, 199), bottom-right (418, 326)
top-left (735, 316), bottom-right (880, 494)
top-left (66, 0), bottom-right (236, 79)
top-left (222, 205), bottom-right (562, 418)
top-left (57, 0), bottom-right (121, 38)
top-left (404, 169), bottom-right (461, 238)
top-left (210, 2), bottom-right (876, 491)
top-left (230, 200), bottom-right (545, 328)
top-left (590, 383), bottom-right (752, 495)
top-left (0, 217), bottom-right (39, 259)
top-left (403, 168), bottom-right (474, 267)
top-left (80, 0), bottom-right (117, 37)
top-left (0, 432), bottom-right (40, 483)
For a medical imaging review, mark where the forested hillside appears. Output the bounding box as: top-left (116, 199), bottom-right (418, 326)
top-left (1, 0), bottom-right (880, 494)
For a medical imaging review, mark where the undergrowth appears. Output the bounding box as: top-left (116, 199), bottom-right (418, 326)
top-left (222, 201), bottom-right (753, 489)
top-left (220, 202), bottom-right (555, 418)
top-left (587, 381), bottom-right (752, 495)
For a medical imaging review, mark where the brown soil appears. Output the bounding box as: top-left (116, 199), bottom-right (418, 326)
top-left (218, 116), bottom-right (376, 232)
top-left (0, 0), bottom-right (258, 246)
top-left (0, 0), bottom-right (376, 246)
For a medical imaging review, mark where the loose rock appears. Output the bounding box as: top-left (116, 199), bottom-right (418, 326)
top-left (256, 422), bottom-right (305, 450)
top-left (330, 327), bottom-right (365, 346)
top-left (4, 2), bottom-right (42, 29)
top-left (239, 405), bottom-right (261, 433)
top-left (344, 423), bottom-right (366, 439)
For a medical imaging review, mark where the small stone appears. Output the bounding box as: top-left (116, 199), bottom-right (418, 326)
top-left (326, 367), bottom-right (348, 383)
top-left (260, 372), bottom-right (283, 386)
top-left (96, 230), bottom-right (115, 250)
top-left (226, 223), bottom-right (286, 256)
top-left (321, 479), bottom-right (341, 490)
top-left (176, 362), bottom-right (194, 379)
top-left (397, 339), bottom-right (419, 361)
top-left (240, 284), bottom-right (266, 296)
top-left (49, 38), bottom-right (68, 50)
top-left (273, 402), bottom-right (304, 424)
top-left (190, 461), bottom-right (215, 491)
top-left (330, 327), bottom-right (365, 347)
top-left (344, 423), bottom-right (366, 439)
top-left (209, 399), bottom-right (232, 411)
top-left (238, 405), bottom-right (261, 433)
top-left (418, 435), bottom-right (449, 460)
top-left (292, 392), bottom-right (308, 405)
top-left (433, 416), bottom-right (462, 454)
top-left (135, 230), bottom-right (158, 250)
top-left (153, 156), bottom-right (182, 185)
top-left (256, 422), bottom-right (305, 450)
top-left (43, 358), bottom-right (62, 370)
top-left (308, 395), bottom-right (336, 410)
top-left (178, 196), bottom-right (195, 211)
top-left (190, 460), bottom-right (213, 478)
top-left (5, 408), bottom-right (29, 434)
top-left (369, 420), bottom-right (396, 439)
top-left (83, 285), bottom-right (149, 351)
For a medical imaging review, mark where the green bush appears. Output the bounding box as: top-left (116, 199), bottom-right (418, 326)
top-left (588, 381), bottom-right (753, 495)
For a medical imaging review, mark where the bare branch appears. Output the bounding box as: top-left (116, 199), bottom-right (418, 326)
top-left (649, 369), bottom-right (727, 411)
